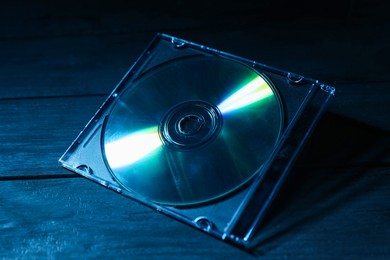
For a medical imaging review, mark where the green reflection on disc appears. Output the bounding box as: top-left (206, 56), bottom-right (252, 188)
top-left (102, 56), bottom-right (283, 206)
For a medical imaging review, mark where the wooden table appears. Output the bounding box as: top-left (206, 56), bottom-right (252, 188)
top-left (1, 1), bottom-right (389, 258)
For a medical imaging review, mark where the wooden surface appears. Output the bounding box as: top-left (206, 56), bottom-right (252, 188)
top-left (1, 0), bottom-right (389, 258)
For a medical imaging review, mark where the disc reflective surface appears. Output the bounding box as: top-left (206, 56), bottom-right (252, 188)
top-left (102, 56), bottom-right (283, 206)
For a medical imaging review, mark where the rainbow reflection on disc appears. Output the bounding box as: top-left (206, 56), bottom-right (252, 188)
top-left (102, 56), bottom-right (283, 206)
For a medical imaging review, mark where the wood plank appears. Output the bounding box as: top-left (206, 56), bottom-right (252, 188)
top-left (252, 166), bottom-right (390, 258)
top-left (1, 95), bottom-right (388, 178)
top-left (0, 1), bottom-right (388, 258)
top-left (0, 34), bottom-right (151, 99)
top-left (0, 96), bottom-right (104, 177)
top-left (1, 29), bottom-right (389, 130)
top-left (0, 178), bottom-right (250, 258)
top-left (1, 24), bottom-right (389, 99)
top-left (0, 167), bottom-right (388, 258)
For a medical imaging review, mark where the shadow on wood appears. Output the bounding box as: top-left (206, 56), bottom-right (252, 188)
top-left (250, 112), bottom-right (390, 256)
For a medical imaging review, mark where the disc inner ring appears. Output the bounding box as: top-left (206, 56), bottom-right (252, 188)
top-left (159, 100), bottom-right (223, 150)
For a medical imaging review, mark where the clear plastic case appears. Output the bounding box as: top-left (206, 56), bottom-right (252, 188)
top-left (59, 33), bottom-right (335, 248)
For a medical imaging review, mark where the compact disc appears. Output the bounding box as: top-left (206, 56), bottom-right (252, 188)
top-left (102, 56), bottom-right (283, 206)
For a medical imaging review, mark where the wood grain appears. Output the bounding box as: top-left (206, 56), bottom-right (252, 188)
top-left (254, 166), bottom-right (390, 258)
top-left (0, 178), bottom-right (250, 258)
top-left (0, 0), bottom-right (389, 258)
top-left (0, 96), bottom-right (104, 177)
top-left (1, 29), bottom-right (389, 130)
top-left (1, 25), bottom-right (389, 89)
top-left (1, 95), bottom-right (387, 179)
top-left (0, 167), bottom-right (388, 258)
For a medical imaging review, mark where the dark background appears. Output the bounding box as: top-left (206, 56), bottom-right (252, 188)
top-left (0, 0), bottom-right (389, 258)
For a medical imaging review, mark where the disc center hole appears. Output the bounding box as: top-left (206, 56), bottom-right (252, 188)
top-left (178, 114), bottom-right (205, 136)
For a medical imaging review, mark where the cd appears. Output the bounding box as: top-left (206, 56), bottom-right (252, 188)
top-left (102, 56), bottom-right (283, 206)
top-left (60, 34), bottom-right (335, 247)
